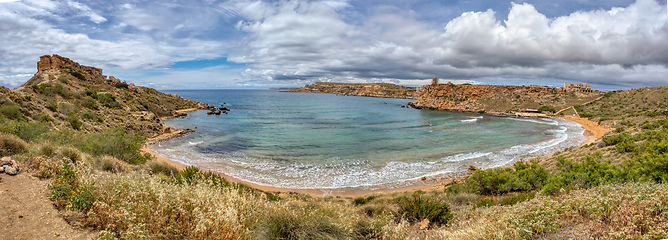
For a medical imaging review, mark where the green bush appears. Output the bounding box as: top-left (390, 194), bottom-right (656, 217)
top-left (69, 70), bottom-right (87, 81)
top-left (66, 114), bottom-right (82, 130)
top-left (0, 132), bottom-right (29, 157)
top-left (58, 76), bottom-right (69, 84)
top-left (81, 97), bottom-right (99, 110)
top-left (467, 160), bottom-right (549, 195)
top-left (541, 153), bottom-right (619, 195)
top-left (353, 195), bottom-right (376, 206)
top-left (70, 183), bottom-right (96, 211)
top-left (38, 114), bottom-right (53, 122)
top-left (396, 195), bottom-right (453, 226)
top-left (59, 146), bottom-right (82, 164)
top-left (0, 120), bottom-right (50, 142)
top-left (538, 106), bottom-right (556, 113)
top-left (474, 198), bottom-right (494, 208)
top-left (72, 129), bottom-right (144, 163)
top-left (82, 111), bottom-right (103, 122)
top-left (499, 192), bottom-right (535, 206)
top-left (83, 88), bottom-right (97, 99)
top-left (0, 105), bottom-right (26, 121)
top-left (261, 209), bottom-right (343, 239)
top-left (96, 156), bottom-right (129, 173)
top-left (46, 101), bottom-right (58, 111)
top-left (146, 161), bottom-right (177, 176)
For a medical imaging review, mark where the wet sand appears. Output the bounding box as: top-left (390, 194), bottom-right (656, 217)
top-left (144, 110), bottom-right (611, 197)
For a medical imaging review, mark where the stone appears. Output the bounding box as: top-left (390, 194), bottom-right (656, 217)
top-left (419, 218), bottom-right (430, 230)
top-left (1, 157), bottom-right (10, 166)
top-left (5, 166), bottom-right (18, 175)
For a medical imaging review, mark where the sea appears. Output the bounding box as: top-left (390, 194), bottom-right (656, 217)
top-left (149, 89), bottom-right (585, 191)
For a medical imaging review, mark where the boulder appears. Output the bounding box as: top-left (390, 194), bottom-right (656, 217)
top-left (1, 157), bottom-right (11, 165)
top-left (5, 165), bottom-right (18, 175)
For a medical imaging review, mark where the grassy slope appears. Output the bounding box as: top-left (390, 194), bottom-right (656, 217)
top-left (1, 70), bottom-right (667, 239)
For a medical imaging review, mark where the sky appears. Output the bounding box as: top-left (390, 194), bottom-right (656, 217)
top-left (0, 0), bottom-right (666, 90)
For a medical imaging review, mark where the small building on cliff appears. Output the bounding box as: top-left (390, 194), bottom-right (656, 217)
top-left (563, 82), bottom-right (594, 93)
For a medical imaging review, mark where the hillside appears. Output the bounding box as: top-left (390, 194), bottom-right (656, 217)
top-left (283, 82), bottom-right (418, 99)
top-left (2, 54), bottom-right (208, 138)
top-left (408, 82), bottom-right (602, 115)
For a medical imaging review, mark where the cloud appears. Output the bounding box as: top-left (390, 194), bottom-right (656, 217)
top-left (0, 1), bottom-right (231, 87)
top-left (229, 0), bottom-right (668, 87)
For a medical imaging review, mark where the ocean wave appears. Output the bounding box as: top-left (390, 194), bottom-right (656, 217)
top-left (460, 116), bottom-right (483, 123)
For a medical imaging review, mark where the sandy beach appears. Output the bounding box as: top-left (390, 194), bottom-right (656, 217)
top-left (143, 110), bottom-right (611, 197)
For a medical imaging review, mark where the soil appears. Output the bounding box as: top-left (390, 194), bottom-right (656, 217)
top-left (0, 171), bottom-right (95, 240)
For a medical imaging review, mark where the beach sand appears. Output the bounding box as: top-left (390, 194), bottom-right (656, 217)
top-left (143, 110), bottom-right (611, 197)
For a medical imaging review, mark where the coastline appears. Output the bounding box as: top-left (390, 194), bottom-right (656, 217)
top-left (143, 109), bottom-right (611, 197)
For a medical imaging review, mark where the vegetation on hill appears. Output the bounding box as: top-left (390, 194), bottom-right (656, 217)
top-left (1, 57), bottom-right (667, 239)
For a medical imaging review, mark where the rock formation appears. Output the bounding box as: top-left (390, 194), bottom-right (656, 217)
top-left (37, 54), bottom-right (103, 77)
top-left (409, 83), bottom-right (603, 114)
top-left (284, 82), bottom-right (417, 99)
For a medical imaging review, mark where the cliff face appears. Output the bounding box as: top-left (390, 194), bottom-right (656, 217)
top-left (409, 83), bottom-right (603, 114)
top-left (2, 55), bottom-right (209, 137)
top-left (284, 82), bottom-right (417, 99)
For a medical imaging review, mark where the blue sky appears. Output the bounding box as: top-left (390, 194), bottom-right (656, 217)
top-left (0, 0), bottom-right (666, 90)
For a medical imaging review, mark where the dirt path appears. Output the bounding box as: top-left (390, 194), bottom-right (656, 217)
top-left (0, 172), bottom-right (95, 240)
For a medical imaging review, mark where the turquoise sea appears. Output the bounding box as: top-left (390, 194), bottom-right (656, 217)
top-left (149, 90), bottom-right (585, 191)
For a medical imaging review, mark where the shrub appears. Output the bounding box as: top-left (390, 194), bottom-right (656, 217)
top-left (114, 82), bottom-right (129, 89)
top-left (542, 154), bottom-right (619, 195)
top-left (0, 120), bottom-right (50, 142)
top-left (499, 192), bottom-right (535, 206)
top-left (38, 141), bottom-right (57, 157)
top-left (83, 88), bottom-right (97, 99)
top-left (353, 195), bottom-right (376, 206)
top-left (467, 160), bottom-right (549, 195)
top-left (260, 209), bottom-right (343, 239)
top-left (70, 183), bottom-right (96, 211)
top-left (82, 111), bottom-right (103, 122)
top-left (538, 106), bottom-right (556, 113)
top-left (474, 198), bottom-right (494, 208)
top-left (0, 132), bottom-right (28, 157)
top-left (38, 114), bottom-right (53, 122)
top-left (146, 161), bottom-right (177, 176)
top-left (69, 70), bottom-right (87, 81)
top-left (66, 114), bottom-right (82, 130)
top-left (81, 97), bottom-right (98, 110)
top-left (35, 157), bottom-right (60, 179)
top-left (58, 76), bottom-right (69, 84)
top-left (95, 156), bottom-right (130, 173)
top-left (0, 105), bottom-right (26, 121)
top-left (396, 195), bottom-right (453, 227)
top-left (59, 146), bottom-right (82, 164)
top-left (49, 163), bottom-right (78, 208)
top-left (46, 101), bottom-right (58, 111)
top-left (74, 129), bottom-right (145, 164)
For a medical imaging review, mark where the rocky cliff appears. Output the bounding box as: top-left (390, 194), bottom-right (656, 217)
top-left (408, 83), bottom-right (603, 114)
top-left (1, 55), bottom-right (209, 137)
top-left (284, 82), bottom-right (417, 99)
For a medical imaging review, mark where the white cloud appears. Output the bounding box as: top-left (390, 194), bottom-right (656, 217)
top-left (229, 0), bottom-right (668, 87)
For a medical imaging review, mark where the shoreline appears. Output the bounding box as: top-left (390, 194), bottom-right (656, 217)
top-left (143, 109), bottom-right (611, 197)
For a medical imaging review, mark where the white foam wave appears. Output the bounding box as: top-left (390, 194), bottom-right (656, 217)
top-left (460, 116), bottom-right (483, 123)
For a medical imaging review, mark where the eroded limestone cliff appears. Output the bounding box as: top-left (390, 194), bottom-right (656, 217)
top-left (284, 82), bottom-right (417, 99)
top-left (408, 83), bottom-right (603, 114)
